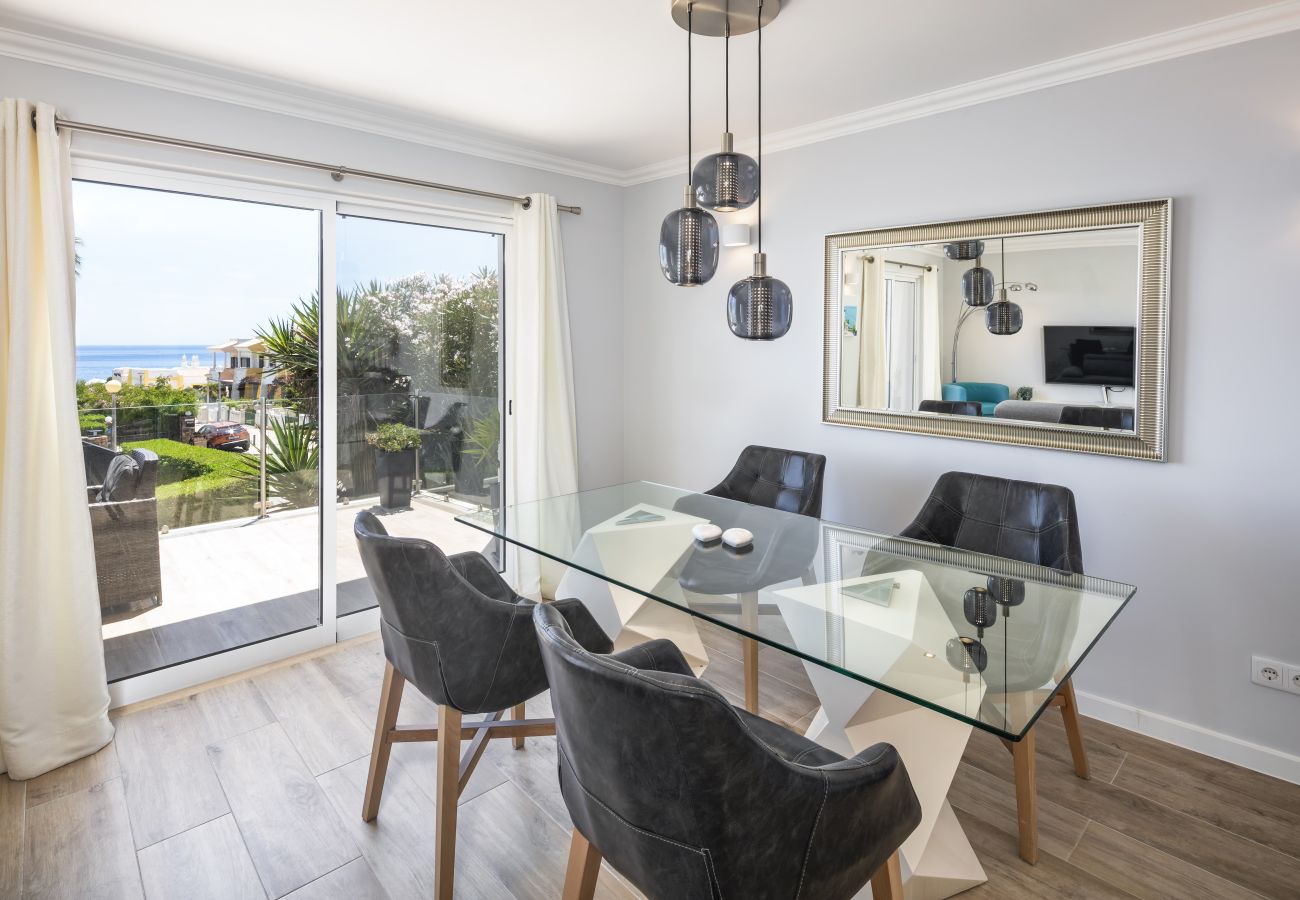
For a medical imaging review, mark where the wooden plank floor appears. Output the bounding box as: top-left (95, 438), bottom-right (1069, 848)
top-left (8, 622), bottom-right (1299, 899)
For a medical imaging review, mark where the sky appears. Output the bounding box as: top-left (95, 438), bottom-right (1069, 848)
top-left (73, 180), bottom-right (501, 346)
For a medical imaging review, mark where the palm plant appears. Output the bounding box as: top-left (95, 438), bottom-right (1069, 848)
top-left (235, 418), bottom-right (319, 510)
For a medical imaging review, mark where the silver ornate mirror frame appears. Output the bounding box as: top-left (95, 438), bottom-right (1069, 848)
top-left (822, 199), bottom-right (1170, 461)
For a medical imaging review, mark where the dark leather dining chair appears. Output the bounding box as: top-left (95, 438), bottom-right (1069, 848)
top-left (533, 603), bottom-right (921, 900)
top-left (701, 444), bottom-right (827, 517)
top-left (673, 445), bottom-right (826, 714)
top-left (918, 399), bottom-right (982, 417)
top-left (353, 511), bottom-right (612, 899)
top-left (899, 471), bottom-right (1089, 863)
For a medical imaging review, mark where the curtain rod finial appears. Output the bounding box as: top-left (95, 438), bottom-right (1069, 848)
top-left (521, 196), bottom-right (532, 210)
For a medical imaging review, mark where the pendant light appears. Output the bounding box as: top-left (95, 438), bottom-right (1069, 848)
top-left (986, 237), bottom-right (1024, 334)
top-left (727, 0), bottom-right (792, 340)
top-left (961, 255), bottom-right (994, 307)
top-left (693, 19), bottom-right (759, 211)
top-left (659, 2), bottom-right (720, 287)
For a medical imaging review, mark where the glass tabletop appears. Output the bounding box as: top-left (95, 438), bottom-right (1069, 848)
top-left (457, 481), bottom-right (1135, 741)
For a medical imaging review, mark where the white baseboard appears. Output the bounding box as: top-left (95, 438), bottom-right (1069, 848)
top-left (1075, 690), bottom-right (1300, 786)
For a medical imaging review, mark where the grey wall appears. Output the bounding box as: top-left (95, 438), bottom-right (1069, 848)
top-left (623, 32), bottom-right (1300, 756)
top-left (1, 55), bottom-right (625, 490)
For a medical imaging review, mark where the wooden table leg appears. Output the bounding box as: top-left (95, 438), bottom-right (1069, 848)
top-left (1012, 727), bottom-right (1038, 864)
top-left (435, 705), bottom-right (462, 900)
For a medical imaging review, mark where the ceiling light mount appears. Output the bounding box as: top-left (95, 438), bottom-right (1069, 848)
top-left (670, 0), bottom-right (781, 37)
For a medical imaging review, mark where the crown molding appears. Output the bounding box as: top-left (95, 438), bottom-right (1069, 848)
top-left (0, 17), bottom-right (629, 185)
top-left (621, 0), bottom-right (1300, 185)
top-left (3, 2), bottom-right (1299, 188)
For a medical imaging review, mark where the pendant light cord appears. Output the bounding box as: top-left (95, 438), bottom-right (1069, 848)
top-left (687, 3), bottom-right (693, 186)
top-left (757, 0), bottom-right (764, 254)
top-left (724, 18), bottom-right (730, 133)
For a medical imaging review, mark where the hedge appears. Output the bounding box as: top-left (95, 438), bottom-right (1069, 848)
top-left (122, 439), bottom-right (255, 528)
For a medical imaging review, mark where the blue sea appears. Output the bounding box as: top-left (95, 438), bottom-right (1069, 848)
top-left (76, 345), bottom-right (213, 382)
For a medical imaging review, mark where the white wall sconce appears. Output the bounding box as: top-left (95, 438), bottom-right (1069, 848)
top-left (722, 223), bottom-right (751, 247)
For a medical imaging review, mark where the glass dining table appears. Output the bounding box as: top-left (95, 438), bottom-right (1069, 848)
top-left (457, 481), bottom-right (1135, 899)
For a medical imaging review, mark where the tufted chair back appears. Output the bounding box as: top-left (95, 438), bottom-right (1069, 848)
top-left (706, 445), bottom-right (826, 518)
top-left (534, 603), bottom-right (921, 900)
top-left (900, 471), bottom-right (1084, 574)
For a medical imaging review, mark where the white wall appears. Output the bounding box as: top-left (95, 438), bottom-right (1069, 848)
top-left (623, 32), bottom-right (1300, 760)
top-left (1, 55), bottom-right (626, 490)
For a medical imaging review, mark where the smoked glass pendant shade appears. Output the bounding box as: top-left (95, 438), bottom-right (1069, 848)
top-left (944, 240), bottom-right (985, 261)
top-left (963, 587), bottom-right (998, 638)
top-left (693, 133), bottom-right (759, 211)
top-left (986, 297), bottom-right (1024, 335)
top-left (946, 636), bottom-right (988, 680)
top-left (728, 253), bottom-right (792, 339)
top-left (659, 188), bottom-right (720, 286)
top-left (962, 265), bottom-right (994, 307)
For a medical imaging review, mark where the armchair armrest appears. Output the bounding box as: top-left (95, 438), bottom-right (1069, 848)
top-left (548, 597), bottom-right (615, 655)
top-left (610, 638), bottom-right (694, 677)
top-left (799, 743), bottom-right (921, 887)
top-left (447, 550), bottom-right (517, 604)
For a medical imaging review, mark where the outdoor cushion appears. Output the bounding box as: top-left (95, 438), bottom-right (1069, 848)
top-left (97, 454), bottom-right (142, 502)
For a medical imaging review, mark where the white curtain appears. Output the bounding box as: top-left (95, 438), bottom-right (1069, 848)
top-left (0, 99), bottom-right (114, 780)
top-left (506, 193), bottom-right (579, 599)
top-left (857, 255), bottom-right (888, 409)
top-left (919, 266), bottom-right (943, 404)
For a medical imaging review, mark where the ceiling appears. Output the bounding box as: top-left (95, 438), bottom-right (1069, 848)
top-left (0, 0), bottom-right (1293, 181)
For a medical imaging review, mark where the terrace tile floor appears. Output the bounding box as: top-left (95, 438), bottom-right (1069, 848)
top-left (102, 495), bottom-right (489, 681)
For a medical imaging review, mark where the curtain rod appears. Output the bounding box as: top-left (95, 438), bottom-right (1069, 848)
top-left (34, 112), bottom-right (582, 214)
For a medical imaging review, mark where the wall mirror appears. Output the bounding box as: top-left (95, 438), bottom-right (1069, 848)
top-left (823, 200), bottom-right (1169, 460)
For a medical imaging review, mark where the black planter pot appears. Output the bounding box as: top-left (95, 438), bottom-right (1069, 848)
top-left (375, 448), bottom-right (415, 510)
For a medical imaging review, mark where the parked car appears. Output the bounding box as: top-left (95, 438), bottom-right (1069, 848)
top-left (200, 422), bottom-right (251, 452)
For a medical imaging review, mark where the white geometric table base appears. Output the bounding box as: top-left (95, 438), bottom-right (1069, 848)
top-left (555, 505), bottom-right (709, 673)
top-left (803, 671), bottom-right (986, 899)
top-left (556, 513), bottom-right (987, 899)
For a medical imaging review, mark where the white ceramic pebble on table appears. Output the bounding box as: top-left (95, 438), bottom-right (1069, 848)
top-left (692, 523), bottom-right (723, 543)
top-left (721, 527), bottom-right (754, 549)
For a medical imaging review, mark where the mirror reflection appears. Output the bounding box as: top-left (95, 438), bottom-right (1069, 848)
top-left (837, 227), bottom-right (1139, 431)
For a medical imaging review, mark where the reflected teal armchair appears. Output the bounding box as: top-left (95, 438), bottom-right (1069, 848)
top-left (942, 382), bottom-right (1009, 416)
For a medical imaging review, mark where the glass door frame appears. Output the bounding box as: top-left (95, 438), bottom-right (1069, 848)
top-left (333, 200), bottom-right (510, 641)
top-left (70, 156), bottom-right (514, 707)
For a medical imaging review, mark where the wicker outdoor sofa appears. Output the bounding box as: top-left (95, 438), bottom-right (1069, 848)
top-left (82, 441), bottom-right (164, 622)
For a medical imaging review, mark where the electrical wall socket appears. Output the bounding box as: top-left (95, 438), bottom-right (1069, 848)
top-left (1252, 656), bottom-right (1284, 688)
top-left (1252, 655), bottom-right (1300, 694)
top-left (1285, 665), bottom-right (1300, 695)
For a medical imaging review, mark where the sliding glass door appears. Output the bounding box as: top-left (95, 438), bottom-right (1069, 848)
top-left (333, 211), bottom-right (505, 620)
top-left (72, 179), bottom-right (324, 682)
top-left (70, 170), bottom-right (509, 694)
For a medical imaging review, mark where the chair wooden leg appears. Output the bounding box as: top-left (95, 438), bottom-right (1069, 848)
top-left (1012, 727), bottom-right (1039, 864)
top-left (435, 705), bottom-right (462, 900)
top-left (562, 829), bottom-right (602, 900)
top-left (740, 590), bottom-right (760, 714)
top-left (512, 702), bottom-right (526, 750)
top-left (869, 850), bottom-right (903, 900)
top-left (1058, 678), bottom-right (1090, 779)
top-left (742, 637), bottom-right (760, 714)
top-left (361, 662), bottom-right (405, 822)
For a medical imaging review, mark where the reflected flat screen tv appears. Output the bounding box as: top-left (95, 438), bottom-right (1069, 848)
top-left (1043, 326), bottom-right (1136, 387)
